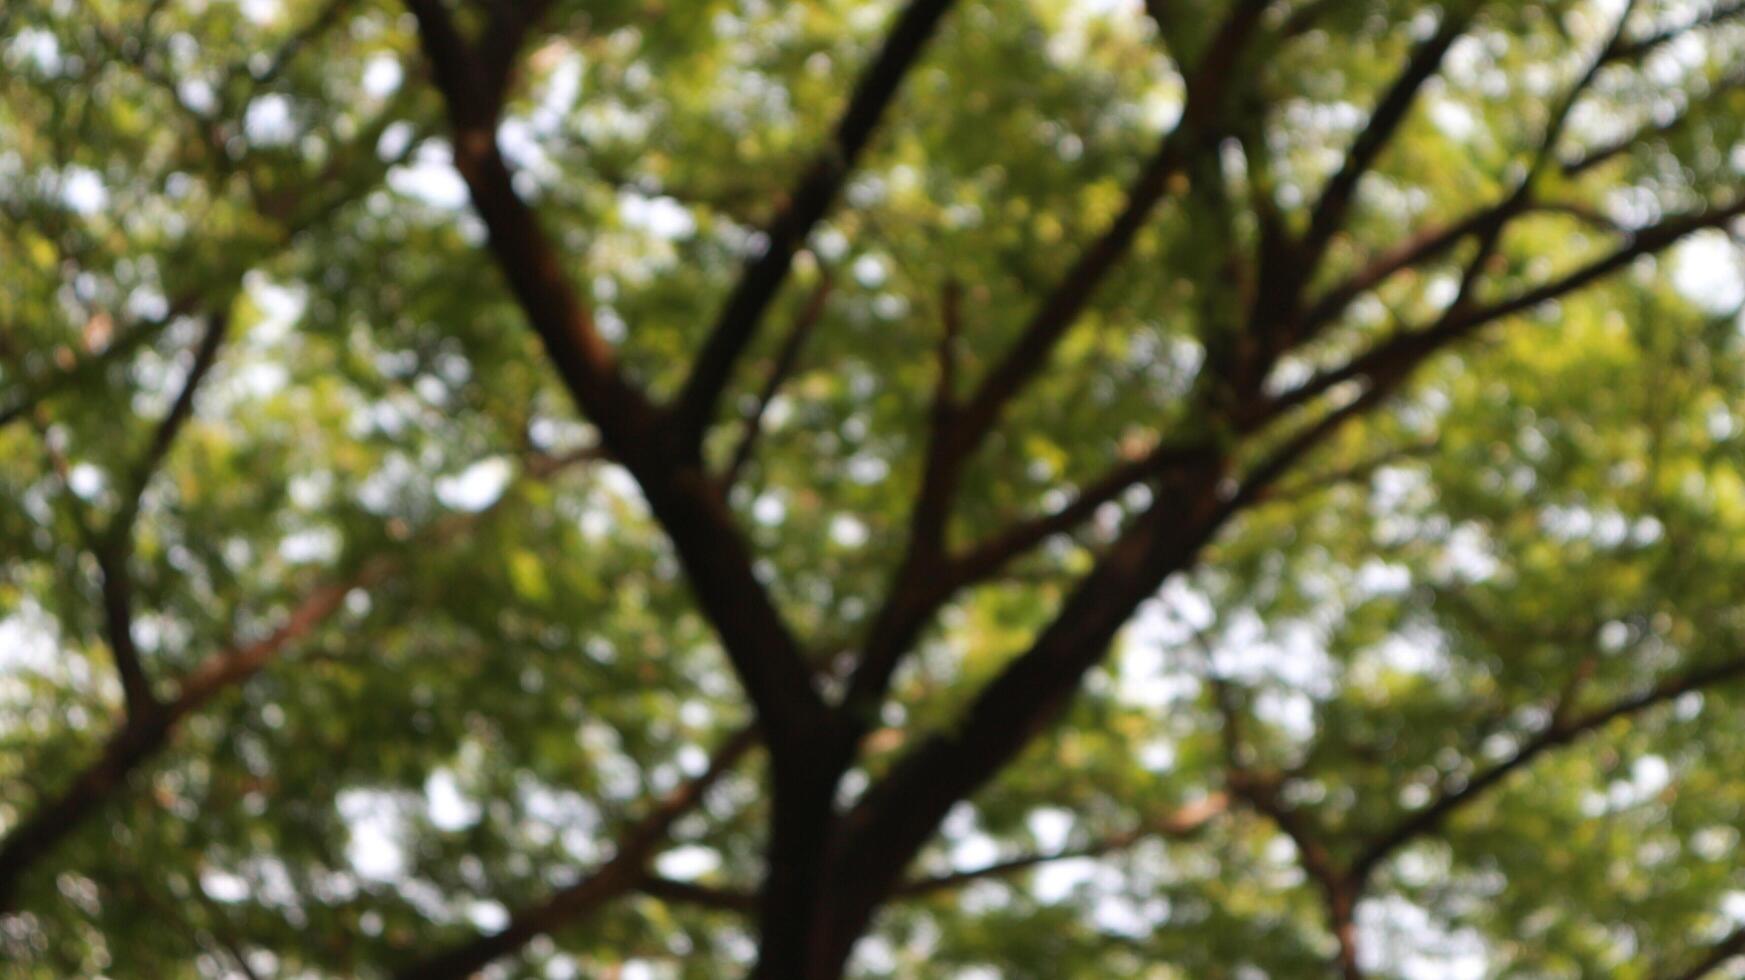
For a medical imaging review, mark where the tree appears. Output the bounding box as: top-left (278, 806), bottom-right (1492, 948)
top-left (3, 0), bottom-right (1745, 976)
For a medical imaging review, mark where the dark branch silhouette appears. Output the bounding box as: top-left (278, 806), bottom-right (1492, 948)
top-left (671, 0), bottom-right (958, 456)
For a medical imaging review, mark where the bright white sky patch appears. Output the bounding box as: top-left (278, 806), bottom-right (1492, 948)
top-left (467, 900), bottom-right (509, 932)
top-left (243, 272), bottom-right (308, 346)
top-left (11, 29), bottom-right (60, 72)
top-left (1356, 559), bottom-right (1412, 596)
top-left (200, 868), bottom-right (252, 903)
top-left (1090, 893), bottom-right (1161, 938)
top-left (949, 832), bottom-right (999, 871)
top-left (1673, 230), bottom-right (1745, 314)
top-left (1370, 631), bottom-right (1448, 675)
top-left (67, 463), bottom-right (105, 500)
top-left (219, 272), bottom-right (304, 407)
top-left (1033, 858), bottom-right (1098, 904)
top-left (389, 144), bottom-right (470, 210)
top-left (178, 78), bottom-right (218, 115)
top-left (1722, 890), bottom-right (1745, 926)
top-left (1115, 639), bottom-right (1200, 710)
top-left (518, 779), bottom-right (604, 863)
top-left (336, 789), bottom-right (408, 882)
top-left (751, 492), bottom-right (786, 526)
top-left (534, 54), bottom-right (583, 132)
top-left (0, 603), bottom-right (62, 675)
top-left (851, 254), bottom-right (887, 288)
top-left (435, 456), bottom-right (512, 512)
top-left (244, 94), bottom-right (296, 146)
top-left (654, 845), bottom-right (721, 881)
top-left (60, 165), bottom-right (107, 215)
top-left (238, 0), bottom-right (282, 24)
top-left (425, 769), bottom-right (481, 831)
top-left (1428, 96), bottom-right (1476, 140)
top-left (1358, 894), bottom-right (1489, 980)
top-left (279, 526), bottom-right (340, 564)
top-left (377, 120), bottom-right (415, 161)
top-left (618, 191), bottom-right (696, 239)
top-left (362, 55), bottom-right (403, 99)
top-left (1026, 808), bottom-right (1073, 852)
top-left (829, 515), bottom-right (869, 548)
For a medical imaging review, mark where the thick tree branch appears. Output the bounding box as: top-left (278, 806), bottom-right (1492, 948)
top-left (638, 791), bottom-right (1230, 914)
top-left (947, 441), bottom-right (1218, 589)
top-left (0, 718), bottom-right (172, 914)
top-left (1251, 437), bottom-right (1438, 507)
top-left (0, 301), bottom-right (192, 431)
top-left (1211, 666), bottom-right (1364, 980)
top-left (0, 5), bottom-right (453, 914)
top-left (1226, 378), bottom-right (1400, 519)
top-left (948, 135), bottom-right (1183, 452)
top-left (1232, 772), bottom-right (1364, 978)
top-left (0, 557), bottom-right (385, 912)
top-left (950, 0), bottom-right (1268, 454)
top-left (1292, 201), bottom-right (1516, 349)
top-left (1274, 0), bottom-right (1625, 371)
top-left (397, 725), bottom-right (758, 980)
top-left (407, 0), bottom-right (832, 753)
top-left (243, 0), bottom-right (355, 87)
top-left (890, 281), bottom-right (976, 572)
top-left (92, 547), bottom-right (156, 722)
top-left (1265, 196), bottom-right (1745, 426)
top-left (934, 278), bottom-right (963, 419)
top-left (721, 273), bottom-right (833, 490)
top-left (670, 0), bottom-right (956, 456)
top-left (1563, 69), bottom-right (1745, 178)
top-left (829, 462), bottom-right (1229, 944)
top-left (638, 874), bottom-right (758, 912)
top-left (838, 0), bottom-right (1269, 738)
top-left (1289, 5), bottom-right (1477, 309)
top-left (37, 312), bottom-right (229, 723)
top-left (839, 439), bottom-right (1215, 735)
top-left (99, 312), bottom-right (230, 720)
top-left (473, 0), bottom-right (556, 109)
top-left (0, 453), bottom-right (593, 911)
top-left (6, 99), bottom-right (416, 724)
top-left (813, 141), bottom-right (1720, 961)
top-left (819, 9), bottom-right (1504, 913)
top-left (1665, 925), bottom-right (1745, 980)
top-left (169, 560), bottom-right (394, 713)
top-left (903, 792), bottom-right (1230, 897)
top-left (1608, 0), bottom-right (1745, 64)
top-left (1290, 185), bottom-right (1655, 353)
top-left (1351, 651), bottom-right (1745, 881)
top-left (108, 312), bottom-right (230, 552)
top-left (405, 0), bottom-right (651, 445)
top-left (4, 64), bottom-right (417, 433)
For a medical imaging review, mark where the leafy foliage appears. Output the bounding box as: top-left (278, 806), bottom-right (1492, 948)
top-left (3, 0), bottom-right (1745, 978)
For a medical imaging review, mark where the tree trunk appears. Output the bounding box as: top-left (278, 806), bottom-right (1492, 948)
top-left (751, 754), bottom-right (856, 979)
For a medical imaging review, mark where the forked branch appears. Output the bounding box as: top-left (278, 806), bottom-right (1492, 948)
top-left (671, 0), bottom-right (958, 456)
top-left (397, 725), bottom-right (759, 980)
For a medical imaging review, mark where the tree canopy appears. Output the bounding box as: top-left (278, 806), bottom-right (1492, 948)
top-left (4, 0), bottom-right (1745, 977)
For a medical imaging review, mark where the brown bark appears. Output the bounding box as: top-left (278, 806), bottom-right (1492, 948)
top-left (397, 727), bottom-right (757, 980)
top-left (392, 0), bottom-right (1745, 975)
